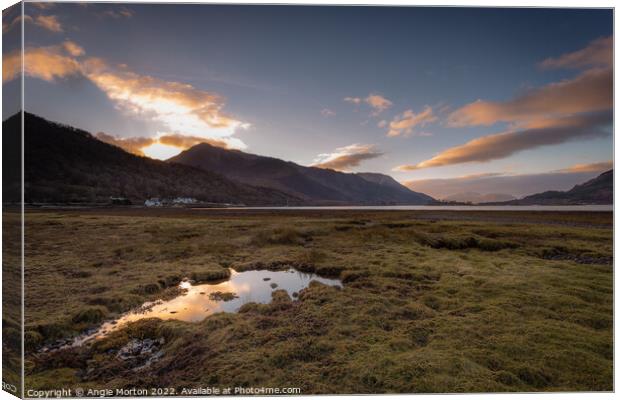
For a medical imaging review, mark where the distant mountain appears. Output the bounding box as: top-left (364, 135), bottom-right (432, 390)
top-left (489, 170), bottom-right (613, 205)
top-left (355, 172), bottom-right (428, 197)
top-left (443, 192), bottom-right (516, 204)
top-left (169, 144), bottom-right (434, 205)
top-left (7, 112), bottom-right (298, 205)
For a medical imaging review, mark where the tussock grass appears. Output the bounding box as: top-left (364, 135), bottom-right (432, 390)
top-left (22, 210), bottom-right (612, 393)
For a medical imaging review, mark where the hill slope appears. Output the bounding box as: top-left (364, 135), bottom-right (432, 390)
top-left (491, 170), bottom-right (613, 205)
top-left (7, 112), bottom-right (298, 205)
top-left (169, 144), bottom-right (434, 205)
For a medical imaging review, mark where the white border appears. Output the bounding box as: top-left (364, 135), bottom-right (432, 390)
top-left (0, 1), bottom-right (616, 400)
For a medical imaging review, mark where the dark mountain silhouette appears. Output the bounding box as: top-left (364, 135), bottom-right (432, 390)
top-left (169, 143), bottom-right (434, 205)
top-left (488, 170), bottom-right (613, 205)
top-left (6, 112), bottom-right (299, 205)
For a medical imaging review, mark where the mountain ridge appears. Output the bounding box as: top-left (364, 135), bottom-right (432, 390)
top-left (485, 170), bottom-right (613, 205)
top-left (169, 143), bottom-right (434, 205)
top-left (7, 112), bottom-right (300, 205)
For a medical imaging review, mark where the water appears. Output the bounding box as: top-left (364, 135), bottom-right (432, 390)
top-left (208, 205), bottom-right (612, 212)
top-left (72, 268), bottom-right (342, 346)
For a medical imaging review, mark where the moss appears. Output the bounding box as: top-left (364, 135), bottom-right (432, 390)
top-left (132, 283), bottom-right (161, 295)
top-left (208, 291), bottom-right (238, 301)
top-left (71, 306), bottom-right (108, 324)
top-left (24, 330), bottom-right (44, 351)
top-left (191, 266), bottom-right (230, 283)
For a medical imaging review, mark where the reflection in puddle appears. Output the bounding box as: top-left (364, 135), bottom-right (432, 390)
top-left (73, 268), bottom-right (342, 346)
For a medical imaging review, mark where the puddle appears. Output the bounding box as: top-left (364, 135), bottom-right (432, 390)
top-left (71, 268), bottom-right (341, 346)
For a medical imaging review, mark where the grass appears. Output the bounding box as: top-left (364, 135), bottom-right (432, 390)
top-left (21, 209), bottom-right (612, 393)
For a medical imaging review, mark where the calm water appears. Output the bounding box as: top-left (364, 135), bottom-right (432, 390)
top-left (210, 205), bottom-right (612, 212)
top-left (73, 268), bottom-right (342, 346)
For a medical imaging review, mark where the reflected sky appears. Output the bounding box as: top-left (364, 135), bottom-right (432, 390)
top-left (73, 268), bottom-right (342, 345)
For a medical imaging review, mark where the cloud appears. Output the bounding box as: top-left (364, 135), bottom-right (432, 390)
top-left (62, 40), bottom-right (85, 57)
top-left (158, 134), bottom-right (230, 150)
top-left (3, 14), bottom-right (33, 33)
top-left (2, 13), bottom-right (63, 33)
top-left (448, 36), bottom-right (612, 128)
top-left (539, 36), bottom-right (612, 70)
top-left (403, 164), bottom-right (611, 200)
top-left (396, 38), bottom-right (613, 171)
top-left (447, 67), bottom-right (612, 127)
top-left (321, 108), bottom-right (335, 117)
top-left (95, 132), bottom-right (231, 157)
top-left (95, 132), bottom-right (155, 156)
top-left (5, 41), bottom-right (249, 157)
top-left (312, 144), bottom-right (383, 171)
top-left (344, 96), bottom-right (362, 105)
top-left (365, 94), bottom-right (392, 115)
top-left (3, 44), bottom-right (81, 83)
top-left (387, 106), bottom-right (437, 137)
top-left (34, 15), bottom-right (62, 32)
top-left (100, 7), bottom-right (134, 19)
top-left (344, 93), bottom-right (393, 115)
top-left (555, 160), bottom-right (613, 174)
top-left (82, 59), bottom-right (249, 147)
top-left (31, 3), bottom-right (56, 10)
top-left (394, 111), bottom-right (611, 171)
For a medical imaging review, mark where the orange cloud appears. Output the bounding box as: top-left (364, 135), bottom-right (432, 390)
top-left (62, 40), bottom-right (85, 57)
top-left (34, 15), bottom-right (62, 32)
top-left (2, 44), bottom-right (81, 83)
top-left (158, 134), bottom-right (230, 150)
top-left (448, 67), bottom-right (612, 127)
top-left (2, 14), bottom-right (33, 33)
top-left (5, 41), bottom-right (249, 155)
top-left (3, 13), bottom-right (63, 33)
top-left (387, 106), bottom-right (437, 137)
top-left (82, 58), bottom-right (248, 148)
top-left (95, 132), bottom-right (155, 156)
top-left (94, 132), bottom-right (230, 159)
top-left (555, 160), bottom-right (613, 174)
top-left (394, 111), bottom-right (612, 171)
top-left (312, 144), bottom-right (383, 171)
top-left (365, 94), bottom-right (392, 115)
top-left (540, 36), bottom-right (612, 70)
top-left (344, 94), bottom-right (393, 115)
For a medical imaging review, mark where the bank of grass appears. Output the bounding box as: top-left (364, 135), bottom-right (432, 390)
top-left (24, 210), bottom-right (612, 393)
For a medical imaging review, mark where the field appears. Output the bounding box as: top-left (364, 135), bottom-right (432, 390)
top-left (21, 209), bottom-right (613, 394)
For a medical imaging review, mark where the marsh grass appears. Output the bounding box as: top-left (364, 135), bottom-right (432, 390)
top-left (23, 210), bottom-right (612, 393)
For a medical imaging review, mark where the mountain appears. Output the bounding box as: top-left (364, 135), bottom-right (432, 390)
top-left (443, 192), bottom-right (516, 204)
top-left (7, 112), bottom-right (298, 205)
top-left (169, 144), bottom-right (434, 205)
top-left (355, 172), bottom-right (428, 197)
top-left (489, 170), bottom-right (613, 205)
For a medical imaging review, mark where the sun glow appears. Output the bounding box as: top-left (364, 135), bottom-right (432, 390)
top-left (141, 142), bottom-right (183, 160)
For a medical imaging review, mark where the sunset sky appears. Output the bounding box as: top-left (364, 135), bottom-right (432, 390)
top-left (2, 3), bottom-right (613, 199)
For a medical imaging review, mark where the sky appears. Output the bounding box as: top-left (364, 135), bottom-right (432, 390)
top-left (2, 3), bottom-right (613, 199)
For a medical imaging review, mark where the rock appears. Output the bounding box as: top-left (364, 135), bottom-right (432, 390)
top-left (270, 283), bottom-right (278, 289)
top-left (263, 277), bottom-right (271, 281)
